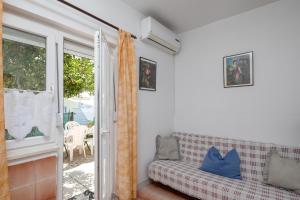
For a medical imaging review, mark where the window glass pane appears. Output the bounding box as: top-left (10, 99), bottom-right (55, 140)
top-left (3, 26), bottom-right (46, 91)
top-left (3, 27), bottom-right (49, 141)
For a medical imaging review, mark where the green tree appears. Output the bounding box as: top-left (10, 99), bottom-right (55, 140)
top-left (3, 39), bottom-right (46, 91)
top-left (63, 53), bottom-right (94, 98)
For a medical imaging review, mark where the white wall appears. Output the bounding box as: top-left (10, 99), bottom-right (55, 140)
top-left (174, 0), bottom-right (300, 146)
top-left (68, 0), bottom-right (175, 183)
top-left (136, 43), bottom-right (174, 183)
top-left (67, 0), bottom-right (142, 36)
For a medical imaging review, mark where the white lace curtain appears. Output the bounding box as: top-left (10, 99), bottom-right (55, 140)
top-left (4, 90), bottom-right (54, 140)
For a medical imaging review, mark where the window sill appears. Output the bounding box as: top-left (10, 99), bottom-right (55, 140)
top-left (7, 143), bottom-right (59, 166)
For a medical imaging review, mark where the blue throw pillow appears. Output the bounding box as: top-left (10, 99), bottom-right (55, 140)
top-left (200, 146), bottom-right (242, 180)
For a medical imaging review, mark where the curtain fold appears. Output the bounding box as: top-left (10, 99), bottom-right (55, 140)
top-left (115, 30), bottom-right (137, 200)
top-left (0, 0), bottom-right (11, 199)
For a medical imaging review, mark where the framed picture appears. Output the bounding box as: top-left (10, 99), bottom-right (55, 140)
top-left (139, 57), bottom-right (157, 91)
top-left (223, 51), bottom-right (253, 88)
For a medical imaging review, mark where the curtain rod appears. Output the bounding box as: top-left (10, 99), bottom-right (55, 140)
top-left (57, 0), bottom-right (137, 39)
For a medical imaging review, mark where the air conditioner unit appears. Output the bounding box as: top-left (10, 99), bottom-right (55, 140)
top-left (141, 17), bottom-right (181, 54)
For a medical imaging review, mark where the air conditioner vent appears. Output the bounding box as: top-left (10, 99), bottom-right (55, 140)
top-left (141, 17), bottom-right (180, 55)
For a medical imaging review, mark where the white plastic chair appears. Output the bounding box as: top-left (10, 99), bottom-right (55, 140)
top-left (84, 126), bottom-right (95, 155)
top-left (64, 125), bottom-right (88, 161)
top-left (65, 121), bottom-right (80, 131)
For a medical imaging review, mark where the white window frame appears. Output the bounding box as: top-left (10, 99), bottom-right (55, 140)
top-left (4, 11), bottom-right (59, 163)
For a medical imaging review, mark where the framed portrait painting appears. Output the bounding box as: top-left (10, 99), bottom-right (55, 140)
top-left (139, 57), bottom-right (156, 91)
top-left (223, 51), bottom-right (253, 88)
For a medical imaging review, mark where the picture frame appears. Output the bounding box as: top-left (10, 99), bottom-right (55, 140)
top-left (139, 57), bottom-right (157, 91)
top-left (223, 51), bottom-right (254, 88)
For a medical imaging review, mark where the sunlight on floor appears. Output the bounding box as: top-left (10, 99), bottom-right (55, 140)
top-left (63, 161), bottom-right (94, 199)
top-left (63, 147), bottom-right (95, 199)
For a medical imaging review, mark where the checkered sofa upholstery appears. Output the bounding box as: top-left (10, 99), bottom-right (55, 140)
top-left (148, 132), bottom-right (300, 200)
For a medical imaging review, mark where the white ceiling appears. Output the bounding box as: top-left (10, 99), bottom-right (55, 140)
top-left (121, 0), bottom-right (278, 33)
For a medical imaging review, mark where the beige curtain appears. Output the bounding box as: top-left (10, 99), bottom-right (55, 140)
top-left (0, 1), bottom-right (10, 199)
top-left (115, 30), bottom-right (137, 200)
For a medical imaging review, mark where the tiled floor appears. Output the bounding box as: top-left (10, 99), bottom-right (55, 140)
top-left (63, 150), bottom-right (195, 200)
top-left (63, 148), bottom-right (95, 199)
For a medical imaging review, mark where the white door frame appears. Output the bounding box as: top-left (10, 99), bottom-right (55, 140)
top-left (58, 30), bottom-right (116, 200)
top-left (94, 29), bottom-right (116, 200)
top-left (94, 30), bottom-right (101, 200)
top-left (57, 31), bottom-right (95, 200)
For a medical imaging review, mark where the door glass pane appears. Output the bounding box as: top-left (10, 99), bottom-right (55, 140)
top-left (63, 40), bottom-right (95, 200)
top-left (3, 26), bottom-right (46, 91)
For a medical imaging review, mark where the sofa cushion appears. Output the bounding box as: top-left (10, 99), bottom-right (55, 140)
top-left (200, 147), bottom-right (241, 180)
top-left (264, 150), bottom-right (300, 194)
top-left (154, 135), bottom-right (180, 160)
top-left (148, 160), bottom-right (300, 200)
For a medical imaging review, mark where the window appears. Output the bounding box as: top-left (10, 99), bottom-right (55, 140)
top-left (4, 6), bottom-right (60, 163)
top-left (3, 26), bottom-right (46, 91)
top-left (3, 27), bottom-right (49, 141)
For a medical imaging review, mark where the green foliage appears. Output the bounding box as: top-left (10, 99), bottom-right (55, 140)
top-left (64, 53), bottom-right (94, 98)
top-left (5, 127), bottom-right (44, 140)
top-left (5, 130), bottom-right (15, 140)
top-left (3, 38), bottom-right (94, 97)
top-left (3, 39), bottom-right (46, 91)
top-left (87, 120), bottom-right (95, 128)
